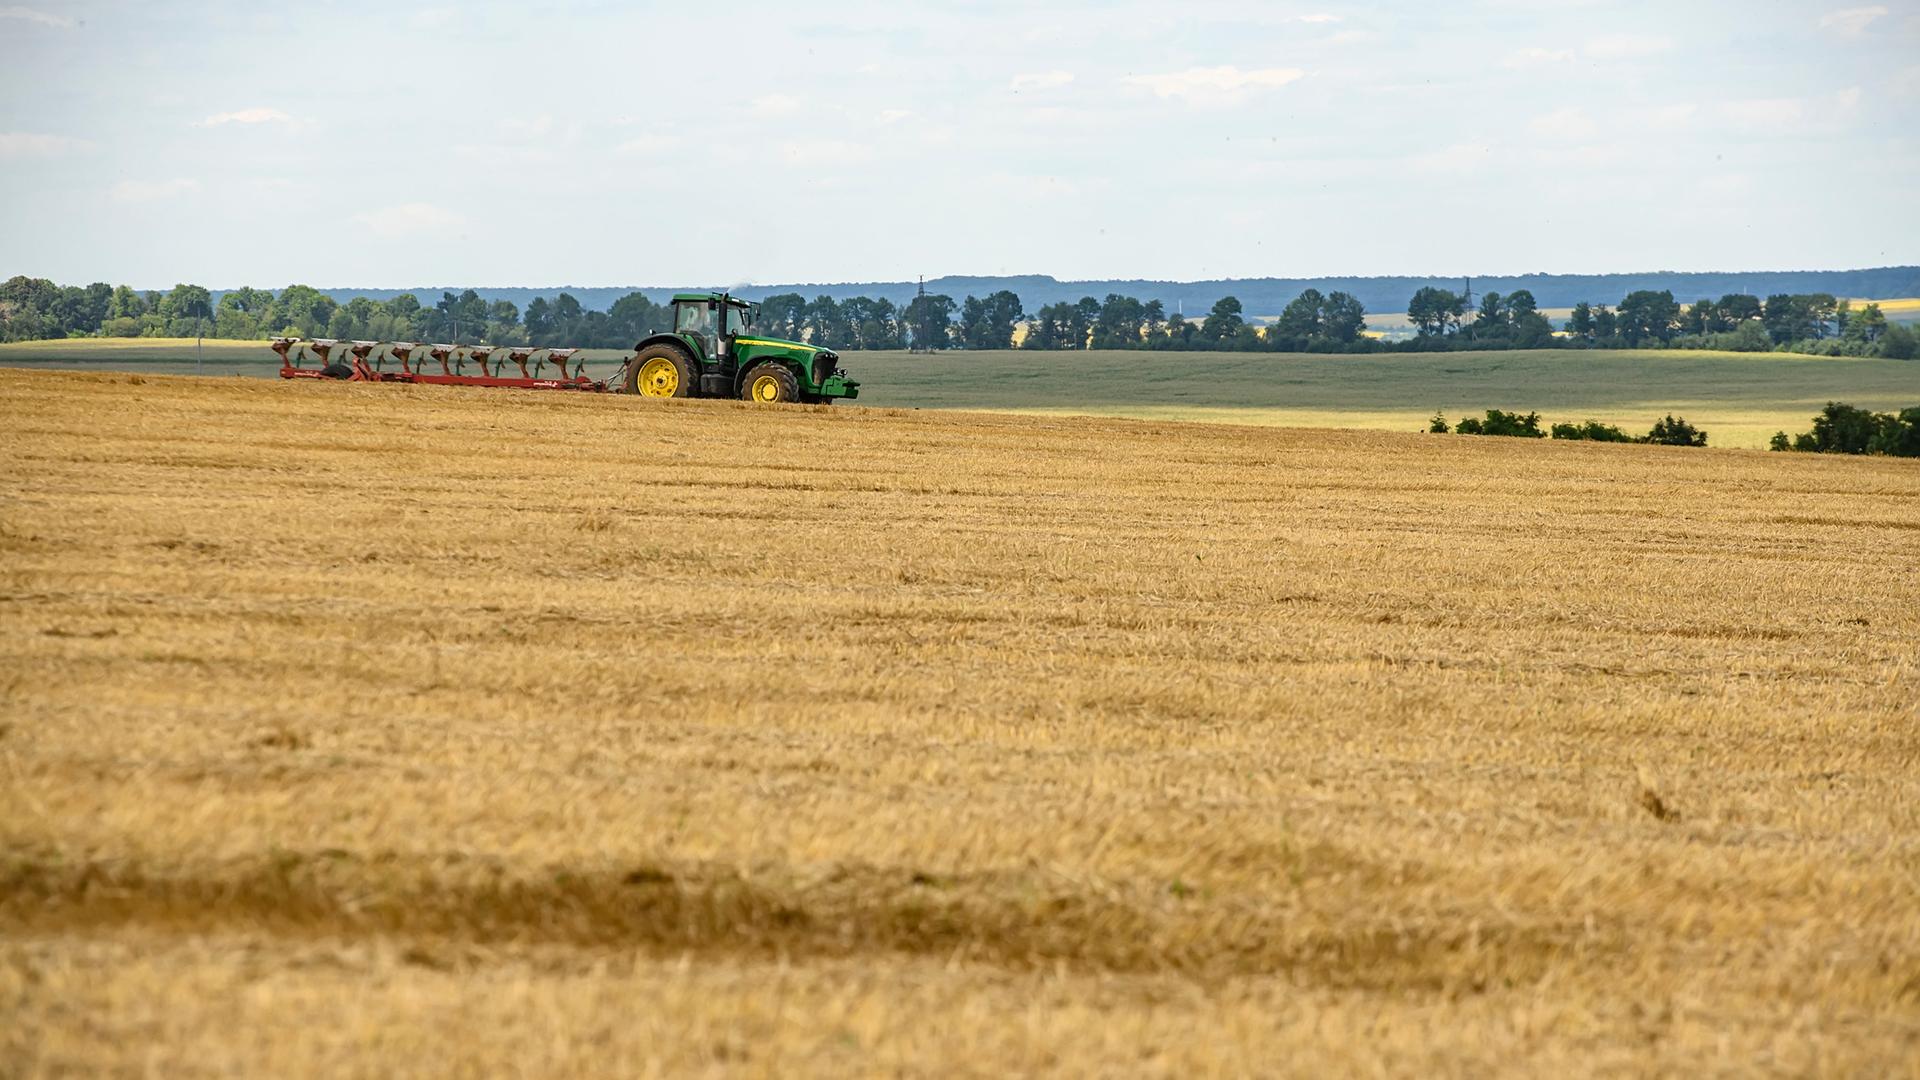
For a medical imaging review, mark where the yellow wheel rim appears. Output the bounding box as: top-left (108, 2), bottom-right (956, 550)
top-left (752, 374), bottom-right (782, 403)
top-left (637, 357), bottom-right (679, 397)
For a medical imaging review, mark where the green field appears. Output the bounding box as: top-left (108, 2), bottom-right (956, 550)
top-left (3, 338), bottom-right (1914, 449)
top-left (851, 348), bottom-right (1917, 449)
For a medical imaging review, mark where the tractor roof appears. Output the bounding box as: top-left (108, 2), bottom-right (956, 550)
top-left (670, 292), bottom-right (752, 305)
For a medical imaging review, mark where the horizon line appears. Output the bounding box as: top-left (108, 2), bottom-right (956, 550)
top-left (96, 264), bottom-right (1918, 294)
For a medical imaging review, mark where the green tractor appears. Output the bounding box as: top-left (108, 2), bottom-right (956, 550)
top-left (625, 292), bottom-right (859, 404)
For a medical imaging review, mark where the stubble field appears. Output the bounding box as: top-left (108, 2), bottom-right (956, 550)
top-left (1, 368), bottom-right (1917, 1076)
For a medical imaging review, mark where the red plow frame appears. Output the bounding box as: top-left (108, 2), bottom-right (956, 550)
top-left (273, 338), bottom-right (621, 392)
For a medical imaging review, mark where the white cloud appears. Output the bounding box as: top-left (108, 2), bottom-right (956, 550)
top-left (915, 125), bottom-right (957, 148)
top-left (0, 6), bottom-right (73, 28)
top-left (751, 94), bottom-right (801, 116)
top-left (1718, 87), bottom-right (1864, 135)
top-left (1411, 142), bottom-right (1493, 175)
top-left (1503, 47), bottom-right (1575, 69)
top-left (1631, 103), bottom-right (1700, 131)
top-left (1123, 66), bottom-right (1305, 106)
top-left (1893, 66), bottom-right (1920, 98)
top-left (877, 109), bottom-right (911, 124)
top-left (1699, 172), bottom-right (1754, 196)
top-left (198, 107), bottom-right (293, 127)
top-left (1584, 33), bottom-right (1674, 59)
top-left (497, 114), bottom-right (555, 142)
top-left (408, 6), bottom-right (455, 29)
top-left (1292, 13), bottom-right (1339, 23)
top-left (1020, 21), bottom-right (1074, 46)
top-left (0, 132), bottom-right (90, 158)
top-left (111, 178), bottom-right (200, 202)
top-left (1819, 6), bottom-right (1887, 35)
top-left (1010, 70), bottom-right (1074, 92)
top-left (610, 134), bottom-right (681, 158)
top-left (1011, 104), bottom-right (1105, 130)
top-left (1720, 96), bottom-right (1808, 129)
top-left (451, 142), bottom-right (555, 165)
top-left (981, 172), bottom-right (1082, 199)
top-left (778, 139), bottom-right (873, 167)
top-left (1556, 143), bottom-right (1633, 167)
top-left (352, 202), bottom-right (464, 236)
top-left (1528, 106), bottom-right (1598, 140)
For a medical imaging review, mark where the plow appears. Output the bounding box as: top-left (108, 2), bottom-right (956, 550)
top-left (274, 339), bottom-right (601, 390)
top-left (274, 291), bottom-right (859, 403)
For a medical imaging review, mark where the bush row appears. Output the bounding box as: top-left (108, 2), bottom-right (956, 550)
top-left (1429, 410), bottom-right (1708, 446)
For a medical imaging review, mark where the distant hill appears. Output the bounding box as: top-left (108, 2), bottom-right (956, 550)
top-left (301, 267), bottom-right (1920, 317)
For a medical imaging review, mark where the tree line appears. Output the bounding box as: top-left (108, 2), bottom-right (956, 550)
top-left (0, 276), bottom-right (1009, 351)
top-left (0, 275), bottom-right (1423, 353)
top-left (1562, 291), bottom-right (1906, 357)
top-left (0, 277), bottom-right (688, 349)
top-left (2, 274), bottom-right (1913, 359)
top-left (1398, 285), bottom-right (1913, 358)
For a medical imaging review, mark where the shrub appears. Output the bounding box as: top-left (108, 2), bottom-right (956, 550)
top-left (1769, 431), bottom-right (1790, 452)
top-left (1475, 409), bottom-right (1545, 438)
top-left (1868, 407), bottom-right (1920, 457)
top-left (1810, 402), bottom-right (1883, 454)
top-left (1552, 420), bottom-right (1635, 442)
top-left (1881, 324), bottom-right (1916, 360)
top-left (1646, 415), bottom-right (1708, 447)
top-left (1776, 402), bottom-right (1920, 456)
top-left (1429, 413), bottom-right (1450, 434)
top-left (1678, 321), bottom-right (1773, 352)
top-left (1455, 416), bottom-right (1483, 435)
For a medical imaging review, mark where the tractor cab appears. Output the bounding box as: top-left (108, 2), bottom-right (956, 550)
top-left (670, 293), bottom-right (756, 363)
top-left (625, 291), bottom-right (858, 404)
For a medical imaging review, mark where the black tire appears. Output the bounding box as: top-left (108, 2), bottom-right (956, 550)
top-left (321, 362), bottom-right (353, 380)
top-left (625, 343), bottom-right (694, 398)
top-left (740, 363), bottom-right (800, 404)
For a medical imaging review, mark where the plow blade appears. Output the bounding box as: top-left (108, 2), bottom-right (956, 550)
top-left (273, 338), bottom-right (618, 392)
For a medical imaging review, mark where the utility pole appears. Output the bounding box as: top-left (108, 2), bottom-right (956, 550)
top-left (911, 275), bottom-right (928, 354)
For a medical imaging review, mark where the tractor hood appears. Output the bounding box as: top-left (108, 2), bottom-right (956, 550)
top-left (733, 335), bottom-right (824, 358)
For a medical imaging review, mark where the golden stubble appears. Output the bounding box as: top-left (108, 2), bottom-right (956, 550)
top-left (2, 369), bottom-right (1917, 1076)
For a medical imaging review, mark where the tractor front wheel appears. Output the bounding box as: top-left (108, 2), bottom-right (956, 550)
top-left (741, 363), bottom-right (800, 404)
top-left (626, 344), bottom-right (693, 398)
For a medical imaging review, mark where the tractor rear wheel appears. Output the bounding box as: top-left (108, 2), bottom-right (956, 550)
top-left (626, 344), bottom-right (693, 398)
top-left (741, 363), bottom-right (800, 404)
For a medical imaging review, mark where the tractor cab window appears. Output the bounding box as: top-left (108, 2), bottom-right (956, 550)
top-left (724, 304), bottom-right (752, 337)
top-left (676, 303), bottom-right (713, 336)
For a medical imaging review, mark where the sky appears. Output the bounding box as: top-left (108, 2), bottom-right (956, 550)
top-left (1, 0), bottom-right (1916, 289)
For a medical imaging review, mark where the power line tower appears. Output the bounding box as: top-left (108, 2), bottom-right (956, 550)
top-left (910, 275), bottom-right (930, 354)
